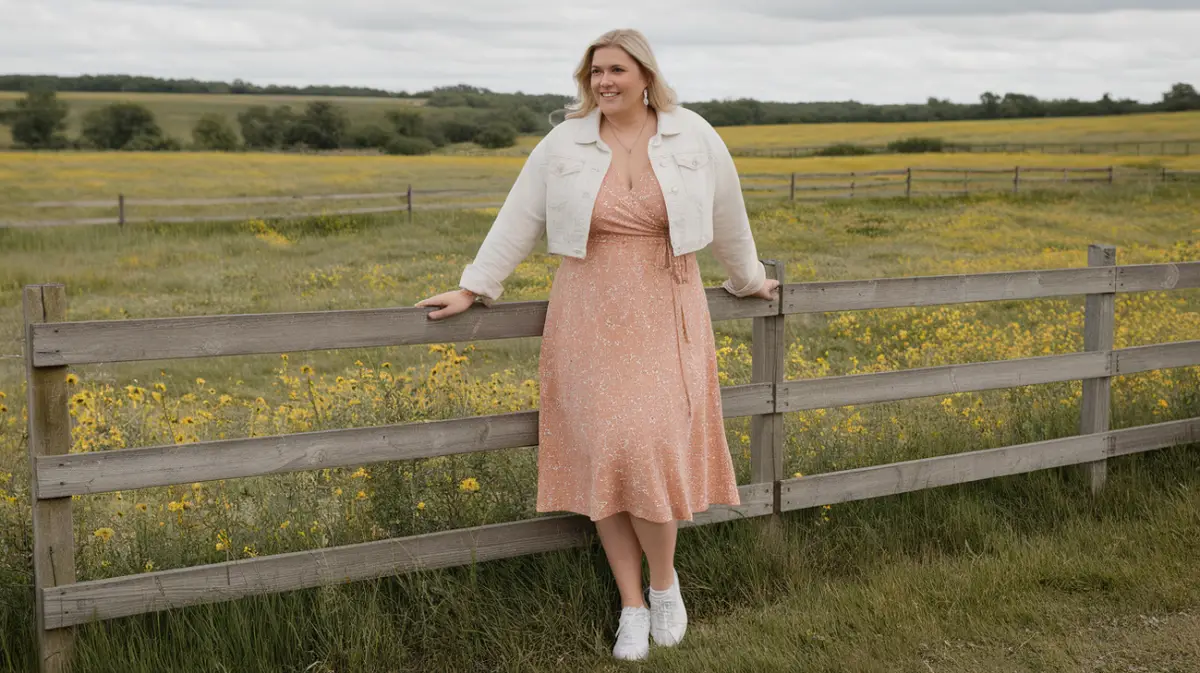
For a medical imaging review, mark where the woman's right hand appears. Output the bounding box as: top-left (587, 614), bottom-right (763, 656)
top-left (415, 289), bottom-right (477, 321)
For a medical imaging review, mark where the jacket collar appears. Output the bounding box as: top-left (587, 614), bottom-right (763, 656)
top-left (574, 105), bottom-right (683, 145)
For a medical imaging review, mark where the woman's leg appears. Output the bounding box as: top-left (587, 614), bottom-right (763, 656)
top-left (594, 512), bottom-right (646, 608)
top-left (628, 516), bottom-right (678, 591)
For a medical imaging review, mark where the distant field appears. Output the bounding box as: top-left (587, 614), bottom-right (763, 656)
top-left (715, 111), bottom-right (1200, 150)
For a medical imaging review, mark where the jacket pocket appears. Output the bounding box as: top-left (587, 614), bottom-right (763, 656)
top-left (673, 151), bottom-right (714, 230)
top-left (546, 157), bottom-right (584, 211)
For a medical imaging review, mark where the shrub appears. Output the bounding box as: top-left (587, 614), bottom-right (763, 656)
top-left (0, 89), bottom-right (70, 149)
top-left (383, 135), bottom-right (435, 155)
top-left (348, 124), bottom-right (394, 150)
top-left (440, 118), bottom-right (482, 144)
top-left (80, 102), bottom-right (166, 150)
top-left (385, 109), bottom-right (424, 137)
top-left (814, 143), bottom-right (874, 157)
top-left (886, 136), bottom-right (945, 153)
top-left (284, 101), bottom-right (350, 150)
top-left (191, 113), bottom-right (240, 151)
top-left (237, 105), bottom-right (296, 149)
top-left (474, 121), bottom-right (517, 149)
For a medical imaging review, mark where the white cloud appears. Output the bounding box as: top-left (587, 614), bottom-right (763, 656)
top-left (0, 0), bottom-right (1196, 104)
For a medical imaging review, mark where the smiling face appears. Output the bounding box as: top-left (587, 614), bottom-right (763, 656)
top-left (590, 46), bottom-right (649, 116)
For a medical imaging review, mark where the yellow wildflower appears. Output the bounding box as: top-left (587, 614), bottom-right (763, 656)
top-left (135, 503), bottom-right (148, 512)
top-left (300, 365), bottom-right (314, 376)
top-left (356, 490), bottom-right (367, 500)
top-left (195, 377), bottom-right (206, 386)
top-left (93, 527), bottom-right (115, 542)
top-left (417, 501), bottom-right (426, 511)
top-left (65, 373), bottom-right (78, 385)
top-left (459, 477), bottom-right (480, 493)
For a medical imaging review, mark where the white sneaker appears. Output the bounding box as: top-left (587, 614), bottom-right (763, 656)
top-left (612, 606), bottom-right (650, 660)
top-left (648, 568), bottom-right (688, 646)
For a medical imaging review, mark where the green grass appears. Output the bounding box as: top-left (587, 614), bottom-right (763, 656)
top-left (1, 179), bottom-right (1198, 671)
top-left (5, 446), bottom-right (1197, 672)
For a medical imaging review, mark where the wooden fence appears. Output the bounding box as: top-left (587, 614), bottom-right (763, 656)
top-left (22, 245), bottom-right (1200, 671)
top-left (747, 166), bottom-right (1199, 201)
top-left (6, 166), bottom-right (1197, 230)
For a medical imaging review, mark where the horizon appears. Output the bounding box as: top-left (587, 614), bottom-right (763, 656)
top-left (0, 72), bottom-right (1187, 107)
top-left (1, 3), bottom-right (1196, 105)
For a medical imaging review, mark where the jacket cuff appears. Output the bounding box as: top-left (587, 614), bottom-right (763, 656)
top-left (721, 262), bottom-right (767, 297)
top-left (459, 265), bottom-right (502, 305)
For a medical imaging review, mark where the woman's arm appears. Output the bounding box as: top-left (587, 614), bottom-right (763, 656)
top-left (701, 121), bottom-right (767, 297)
top-left (457, 139), bottom-right (550, 303)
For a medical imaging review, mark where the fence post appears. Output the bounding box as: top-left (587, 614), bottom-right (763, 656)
top-left (1108, 166), bottom-right (1114, 185)
top-left (118, 194), bottom-right (125, 227)
top-left (1079, 245), bottom-right (1115, 495)
top-left (849, 172), bottom-right (856, 199)
top-left (406, 185), bottom-right (412, 222)
top-left (750, 260), bottom-right (786, 516)
top-left (23, 284), bottom-right (76, 673)
top-left (1013, 166), bottom-right (1020, 194)
top-left (789, 172), bottom-right (795, 202)
top-left (963, 169), bottom-right (969, 195)
top-left (905, 167), bottom-right (912, 198)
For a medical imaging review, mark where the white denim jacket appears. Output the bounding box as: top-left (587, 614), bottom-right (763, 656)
top-left (458, 105), bottom-right (766, 303)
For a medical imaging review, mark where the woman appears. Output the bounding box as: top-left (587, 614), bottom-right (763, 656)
top-left (416, 28), bottom-right (779, 661)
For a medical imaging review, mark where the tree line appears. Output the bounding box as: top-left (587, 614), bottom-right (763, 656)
top-left (0, 92), bottom-right (529, 153)
top-left (2, 74), bottom-right (1198, 126)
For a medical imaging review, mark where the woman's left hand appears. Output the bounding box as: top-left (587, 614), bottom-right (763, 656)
top-left (749, 279), bottom-right (780, 300)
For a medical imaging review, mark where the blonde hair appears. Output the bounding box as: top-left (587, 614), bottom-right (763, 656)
top-left (565, 29), bottom-right (678, 119)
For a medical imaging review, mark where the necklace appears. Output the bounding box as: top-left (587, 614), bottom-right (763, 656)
top-left (606, 109), bottom-right (650, 156)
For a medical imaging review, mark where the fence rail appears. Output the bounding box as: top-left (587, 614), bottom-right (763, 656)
top-left (6, 165), bottom-right (1196, 230)
top-left (21, 247), bottom-right (1200, 672)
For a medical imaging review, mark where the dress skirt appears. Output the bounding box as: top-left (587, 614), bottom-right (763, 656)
top-left (534, 165), bottom-right (741, 523)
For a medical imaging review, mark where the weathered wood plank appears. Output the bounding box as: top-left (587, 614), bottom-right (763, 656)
top-left (1078, 244), bottom-right (1116, 493)
top-left (43, 515), bottom-right (594, 629)
top-left (38, 384), bottom-right (773, 498)
top-left (705, 287), bottom-right (778, 321)
top-left (24, 285), bottom-right (76, 673)
top-left (679, 482), bottom-right (774, 527)
top-left (1108, 417), bottom-right (1200, 457)
top-left (43, 482), bottom-right (771, 629)
top-left (777, 351), bottom-right (1110, 411)
top-left (1117, 262), bottom-right (1200, 292)
top-left (783, 267), bottom-right (1114, 314)
top-left (750, 262), bottom-right (785, 512)
top-left (781, 417), bottom-right (1200, 513)
top-left (781, 434), bottom-right (1107, 512)
top-left (32, 290), bottom-right (773, 367)
top-left (1114, 340), bottom-right (1200, 375)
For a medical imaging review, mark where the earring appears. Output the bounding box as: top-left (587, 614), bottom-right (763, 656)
top-left (643, 88), bottom-right (649, 106)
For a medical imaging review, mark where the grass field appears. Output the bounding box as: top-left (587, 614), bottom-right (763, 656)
top-left (1, 146), bottom-right (1198, 669)
top-left (716, 110), bottom-right (1200, 149)
top-left (2, 150), bottom-right (1199, 226)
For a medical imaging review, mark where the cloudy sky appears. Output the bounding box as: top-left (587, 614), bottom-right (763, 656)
top-left (1, 0), bottom-right (1197, 104)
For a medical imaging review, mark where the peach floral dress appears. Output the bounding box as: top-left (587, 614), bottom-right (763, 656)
top-left (534, 162), bottom-right (741, 523)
